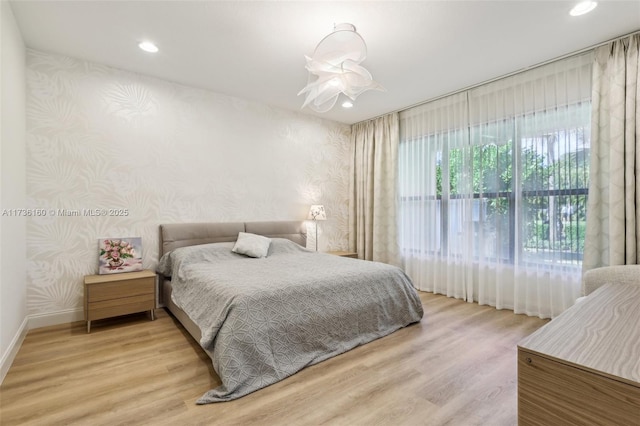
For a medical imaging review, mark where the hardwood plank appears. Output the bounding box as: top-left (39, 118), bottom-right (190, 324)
top-left (0, 292), bottom-right (547, 425)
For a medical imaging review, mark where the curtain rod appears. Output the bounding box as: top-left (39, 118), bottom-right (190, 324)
top-left (356, 29), bottom-right (640, 126)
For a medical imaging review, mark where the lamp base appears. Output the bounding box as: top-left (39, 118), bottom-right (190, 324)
top-left (315, 220), bottom-right (318, 251)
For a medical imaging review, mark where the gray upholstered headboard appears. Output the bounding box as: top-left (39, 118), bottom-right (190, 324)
top-left (159, 220), bottom-right (307, 257)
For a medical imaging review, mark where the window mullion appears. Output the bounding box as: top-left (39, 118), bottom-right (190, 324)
top-left (441, 138), bottom-right (449, 256)
top-left (511, 120), bottom-right (521, 264)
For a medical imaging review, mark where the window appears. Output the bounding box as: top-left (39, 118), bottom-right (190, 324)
top-left (399, 102), bottom-right (590, 268)
top-left (397, 52), bottom-right (592, 317)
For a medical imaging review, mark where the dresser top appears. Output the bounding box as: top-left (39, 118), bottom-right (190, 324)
top-left (518, 282), bottom-right (640, 387)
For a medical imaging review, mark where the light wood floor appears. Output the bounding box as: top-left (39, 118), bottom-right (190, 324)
top-left (0, 292), bottom-right (547, 426)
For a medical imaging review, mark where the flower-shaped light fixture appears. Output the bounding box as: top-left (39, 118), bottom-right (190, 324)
top-left (298, 23), bottom-right (385, 113)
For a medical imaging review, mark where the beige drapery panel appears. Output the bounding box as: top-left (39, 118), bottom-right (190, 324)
top-left (349, 112), bottom-right (400, 265)
top-left (584, 34), bottom-right (640, 272)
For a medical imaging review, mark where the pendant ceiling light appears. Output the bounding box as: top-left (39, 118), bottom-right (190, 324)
top-left (298, 23), bottom-right (385, 113)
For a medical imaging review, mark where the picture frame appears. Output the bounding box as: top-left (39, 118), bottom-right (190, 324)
top-left (98, 237), bottom-right (143, 274)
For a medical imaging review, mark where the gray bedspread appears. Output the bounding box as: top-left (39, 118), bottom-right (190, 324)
top-left (157, 238), bottom-right (423, 403)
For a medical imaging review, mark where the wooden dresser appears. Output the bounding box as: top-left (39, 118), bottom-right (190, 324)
top-left (84, 269), bottom-right (156, 333)
top-left (517, 283), bottom-right (640, 425)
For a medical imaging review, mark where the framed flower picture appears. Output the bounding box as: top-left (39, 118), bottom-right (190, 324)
top-left (98, 237), bottom-right (143, 274)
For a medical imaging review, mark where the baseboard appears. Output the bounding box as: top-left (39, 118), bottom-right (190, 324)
top-left (28, 308), bottom-right (84, 330)
top-left (0, 316), bottom-right (29, 385)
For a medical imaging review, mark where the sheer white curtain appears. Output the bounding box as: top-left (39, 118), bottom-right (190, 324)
top-left (399, 52), bottom-right (593, 318)
top-left (399, 93), bottom-right (473, 300)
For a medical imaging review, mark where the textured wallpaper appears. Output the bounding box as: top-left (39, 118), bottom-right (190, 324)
top-left (25, 49), bottom-right (351, 317)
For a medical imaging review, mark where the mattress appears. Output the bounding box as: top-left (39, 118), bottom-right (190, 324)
top-left (158, 236), bottom-right (423, 403)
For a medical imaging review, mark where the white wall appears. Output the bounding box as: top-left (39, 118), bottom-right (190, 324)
top-left (25, 50), bottom-right (351, 325)
top-left (0, 0), bottom-right (28, 382)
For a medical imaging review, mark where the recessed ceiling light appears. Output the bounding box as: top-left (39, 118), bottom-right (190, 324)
top-left (569, 1), bottom-right (597, 16)
top-left (342, 101), bottom-right (354, 108)
top-left (138, 41), bottom-right (159, 53)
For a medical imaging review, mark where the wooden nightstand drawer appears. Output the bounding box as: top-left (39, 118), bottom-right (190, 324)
top-left (84, 270), bottom-right (157, 333)
top-left (88, 296), bottom-right (155, 321)
top-left (88, 278), bottom-right (154, 302)
top-left (89, 293), bottom-right (154, 310)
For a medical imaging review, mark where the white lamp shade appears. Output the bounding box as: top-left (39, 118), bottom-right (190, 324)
top-left (308, 205), bottom-right (327, 220)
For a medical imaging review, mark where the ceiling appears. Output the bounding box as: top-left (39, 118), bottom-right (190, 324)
top-left (9, 1), bottom-right (640, 125)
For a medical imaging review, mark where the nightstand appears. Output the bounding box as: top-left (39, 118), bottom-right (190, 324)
top-left (84, 269), bottom-right (156, 333)
top-left (326, 250), bottom-right (358, 259)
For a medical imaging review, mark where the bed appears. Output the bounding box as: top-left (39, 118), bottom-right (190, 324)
top-left (157, 220), bottom-right (423, 404)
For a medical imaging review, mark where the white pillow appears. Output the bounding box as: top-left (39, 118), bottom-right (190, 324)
top-left (232, 232), bottom-right (272, 258)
